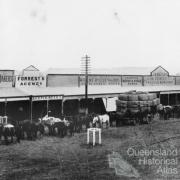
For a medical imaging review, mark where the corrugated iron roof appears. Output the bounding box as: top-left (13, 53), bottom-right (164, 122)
top-left (0, 88), bottom-right (28, 98)
top-left (17, 85), bottom-right (180, 98)
top-left (1, 83), bottom-right (180, 100)
top-left (46, 67), bottom-right (155, 75)
top-left (19, 87), bottom-right (64, 96)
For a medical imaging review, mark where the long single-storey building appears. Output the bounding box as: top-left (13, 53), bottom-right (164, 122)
top-left (0, 65), bottom-right (180, 121)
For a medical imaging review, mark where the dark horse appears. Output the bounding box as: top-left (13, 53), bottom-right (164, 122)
top-left (52, 121), bottom-right (66, 137)
top-left (19, 120), bottom-right (38, 140)
top-left (157, 105), bottom-right (173, 120)
top-left (0, 124), bottom-right (15, 145)
top-left (64, 116), bottom-right (75, 136)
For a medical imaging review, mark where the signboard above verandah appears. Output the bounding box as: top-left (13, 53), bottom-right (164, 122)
top-left (32, 95), bottom-right (63, 101)
top-left (144, 66), bottom-right (175, 86)
top-left (16, 76), bottom-right (46, 87)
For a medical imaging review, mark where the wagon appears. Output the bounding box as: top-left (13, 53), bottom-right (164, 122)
top-left (115, 91), bottom-right (160, 125)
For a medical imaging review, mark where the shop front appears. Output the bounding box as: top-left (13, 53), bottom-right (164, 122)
top-left (31, 95), bottom-right (63, 119)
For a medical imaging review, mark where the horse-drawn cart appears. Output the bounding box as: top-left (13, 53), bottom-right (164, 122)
top-left (115, 91), bottom-right (160, 125)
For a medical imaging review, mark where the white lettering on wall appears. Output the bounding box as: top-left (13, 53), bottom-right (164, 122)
top-left (16, 76), bottom-right (46, 87)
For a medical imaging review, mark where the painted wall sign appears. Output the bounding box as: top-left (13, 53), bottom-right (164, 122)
top-left (15, 65), bottom-right (46, 87)
top-left (122, 76), bottom-right (142, 86)
top-left (16, 76), bottom-right (46, 87)
top-left (0, 70), bottom-right (14, 87)
top-left (144, 76), bottom-right (175, 86)
top-left (79, 75), bottom-right (122, 86)
top-left (32, 95), bottom-right (63, 101)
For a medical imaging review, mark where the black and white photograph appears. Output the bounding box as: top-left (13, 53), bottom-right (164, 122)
top-left (1, 0), bottom-right (180, 179)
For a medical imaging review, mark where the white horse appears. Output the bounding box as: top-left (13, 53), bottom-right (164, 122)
top-left (99, 114), bottom-right (110, 127)
top-left (92, 116), bottom-right (100, 127)
top-left (93, 114), bottom-right (110, 128)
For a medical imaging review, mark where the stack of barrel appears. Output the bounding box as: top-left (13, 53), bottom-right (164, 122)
top-left (116, 91), bottom-right (160, 115)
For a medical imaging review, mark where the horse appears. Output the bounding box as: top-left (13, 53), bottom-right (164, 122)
top-left (33, 120), bottom-right (45, 137)
top-left (63, 116), bottom-right (75, 136)
top-left (39, 115), bottom-right (63, 136)
top-left (40, 115), bottom-right (75, 137)
top-left (107, 112), bottom-right (117, 127)
top-left (163, 105), bottom-right (173, 120)
top-left (52, 121), bottom-right (66, 137)
top-left (73, 115), bottom-right (79, 133)
top-left (0, 123), bottom-right (15, 145)
top-left (74, 115), bottom-right (83, 133)
top-left (14, 123), bottom-right (22, 143)
top-left (92, 114), bottom-right (110, 128)
top-left (98, 114), bottom-right (110, 128)
top-left (136, 108), bottom-right (152, 124)
top-left (157, 104), bottom-right (173, 120)
top-left (19, 120), bottom-right (38, 140)
top-left (92, 115), bottom-right (101, 128)
top-left (172, 105), bottom-right (180, 118)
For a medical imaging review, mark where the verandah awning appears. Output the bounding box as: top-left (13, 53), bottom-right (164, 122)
top-left (1, 85), bottom-right (180, 102)
top-left (0, 88), bottom-right (29, 102)
top-left (16, 85), bottom-right (180, 100)
top-left (160, 91), bottom-right (180, 94)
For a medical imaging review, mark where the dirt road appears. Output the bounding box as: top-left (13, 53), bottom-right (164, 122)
top-left (0, 119), bottom-right (180, 180)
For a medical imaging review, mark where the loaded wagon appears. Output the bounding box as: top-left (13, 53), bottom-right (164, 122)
top-left (115, 91), bottom-right (160, 125)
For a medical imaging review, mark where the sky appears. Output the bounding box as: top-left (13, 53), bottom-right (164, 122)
top-left (1, 0), bottom-right (180, 74)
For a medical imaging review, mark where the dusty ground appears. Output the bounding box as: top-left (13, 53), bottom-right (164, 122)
top-left (0, 119), bottom-right (180, 180)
